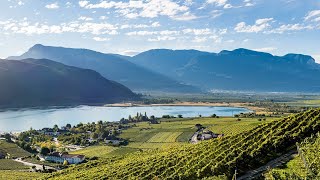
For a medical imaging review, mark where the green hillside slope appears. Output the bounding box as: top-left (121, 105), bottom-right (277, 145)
top-left (43, 109), bottom-right (320, 179)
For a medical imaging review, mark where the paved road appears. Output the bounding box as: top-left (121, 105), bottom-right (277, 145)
top-left (190, 131), bottom-right (199, 144)
top-left (14, 158), bottom-right (57, 171)
top-left (237, 150), bottom-right (297, 180)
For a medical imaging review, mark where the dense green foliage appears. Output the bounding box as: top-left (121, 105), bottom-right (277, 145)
top-left (299, 133), bottom-right (320, 177)
top-left (43, 109), bottom-right (320, 179)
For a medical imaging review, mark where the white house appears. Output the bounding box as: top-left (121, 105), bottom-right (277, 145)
top-left (45, 152), bottom-right (85, 164)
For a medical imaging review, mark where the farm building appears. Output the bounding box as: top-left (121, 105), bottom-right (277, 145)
top-left (45, 152), bottom-right (85, 164)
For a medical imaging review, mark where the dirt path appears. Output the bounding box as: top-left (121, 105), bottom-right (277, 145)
top-left (190, 131), bottom-right (199, 144)
top-left (237, 150), bottom-right (297, 180)
top-left (14, 158), bottom-right (57, 171)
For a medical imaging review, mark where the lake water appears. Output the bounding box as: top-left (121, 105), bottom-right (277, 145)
top-left (0, 105), bottom-right (250, 132)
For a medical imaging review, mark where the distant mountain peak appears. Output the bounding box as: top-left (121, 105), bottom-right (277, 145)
top-left (283, 54), bottom-right (316, 64)
top-left (29, 44), bottom-right (47, 51)
top-left (219, 48), bottom-right (273, 57)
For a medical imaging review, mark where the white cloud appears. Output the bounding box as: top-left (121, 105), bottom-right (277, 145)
top-left (121, 50), bottom-right (140, 56)
top-left (268, 23), bottom-right (313, 34)
top-left (148, 36), bottom-right (176, 42)
top-left (305, 10), bottom-right (320, 22)
top-left (244, 2), bottom-right (254, 7)
top-left (78, 16), bottom-right (93, 21)
top-left (253, 47), bottom-right (277, 52)
top-left (183, 28), bottom-right (212, 35)
top-left (226, 39), bottom-right (235, 43)
top-left (93, 37), bottom-right (110, 41)
top-left (66, 2), bottom-right (72, 7)
top-left (234, 18), bottom-right (273, 33)
top-left (78, 0), bottom-right (196, 21)
top-left (171, 12), bottom-right (197, 21)
top-left (184, 0), bottom-right (193, 6)
top-left (18, 1), bottom-right (24, 6)
top-left (120, 22), bottom-right (160, 29)
top-left (206, 0), bottom-right (228, 6)
top-left (98, 16), bottom-right (107, 20)
top-left (313, 55), bottom-right (320, 64)
top-left (192, 36), bottom-right (207, 43)
top-left (211, 10), bottom-right (223, 18)
top-left (243, 0), bottom-right (254, 7)
top-left (126, 30), bottom-right (179, 36)
top-left (0, 19), bottom-right (118, 35)
top-left (45, 2), bottom-right (59, 9)
top-left (79, 1), bottom-right (89, 7)
top-left (126, 31), bottom-right (157, 36)
top-left (223, 4), bottom-right (233, 9)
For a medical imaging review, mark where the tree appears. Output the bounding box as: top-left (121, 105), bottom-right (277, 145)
top-left (4, 133), bottom-right (12, 142)
top-left (66, 124), bottom-right (72, 129)
top-left (53, 124), bottom-right (59, 132)
top-left (211, 114), bottom-right (217, 118)
top-left (63, 160), bottom-right (69, 166)
top-left (195, 124), bottom-right (203, 130)
top-left (91, 132), bottom-right (99, 139)
top-left (40, 147), bottom-right (50, 155)
top-left (178, 115), bottom-right (183, 118)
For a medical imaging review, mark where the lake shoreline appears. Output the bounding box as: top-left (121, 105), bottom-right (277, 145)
top-left (104, 102), bottom-right (264, 113)
top-left (0, 105), bottom-right (251, 133)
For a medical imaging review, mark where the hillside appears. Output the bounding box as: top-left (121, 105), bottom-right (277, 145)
top-left (131, 48), bottom-right (320, 92)
top-left (0, 59), bottom-right (138, 108)
top-left (44, 109), bottom-right (320, 179)
top-left (10, 45), bottom-right (200, 93)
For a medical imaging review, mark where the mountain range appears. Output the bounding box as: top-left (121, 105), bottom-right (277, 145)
top-left (9, 44), bottom-right (199, 93)
top-left (9, 44), bottom-right (320, 93)
top-left (0, 58), bottom-right (138, 108)
top-left (131, 48), bottom-right (320, 92)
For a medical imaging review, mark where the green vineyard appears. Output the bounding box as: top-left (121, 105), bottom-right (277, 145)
top-left (44, 109), bottom-right (320, 180)
top-left (299, 133), bottom-right (320, 177)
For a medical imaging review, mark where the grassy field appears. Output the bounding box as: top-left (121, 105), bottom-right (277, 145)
top-left (0, 140), bottom-right (31, 158)
top-left (0, 170), bottom-right (42, 180)
top-left (72, 116), bottom-right (278, 158)
top-left (0, 159), bottom-right (28, 170)
top-left (286, 99), bottom-right (320, 107)
top-left (69, 145), bottom-right (117, 158)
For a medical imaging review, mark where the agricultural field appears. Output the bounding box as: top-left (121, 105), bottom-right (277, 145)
top-left (286, 99), bottom-right (320, 107)
top-left (69, 145), bottom-right (117, 158)
top-left (43, 109), bottom-right (320, 179)
top-left (0, 140), bottom-right (31, 158)
top-left (0, 159), bottom-right (28, 170)
top-left (121, 116), bottom-right (278, 149)
top-left (71, 116), bottom-right (278, 158)
top-left (0, 170), bottom-right (42, 180)
top-left (147, 132), bottom-right (182, 143)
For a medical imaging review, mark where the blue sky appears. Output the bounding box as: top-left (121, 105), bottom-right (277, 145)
top-left (0, 0), bottom-right (319, 62)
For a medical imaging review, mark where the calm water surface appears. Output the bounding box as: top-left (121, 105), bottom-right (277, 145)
top-left (0, 105), bottom-right (250, 132)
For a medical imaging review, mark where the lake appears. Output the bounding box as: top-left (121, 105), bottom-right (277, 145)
top-left (0, 105), bottom-right (250, 132)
